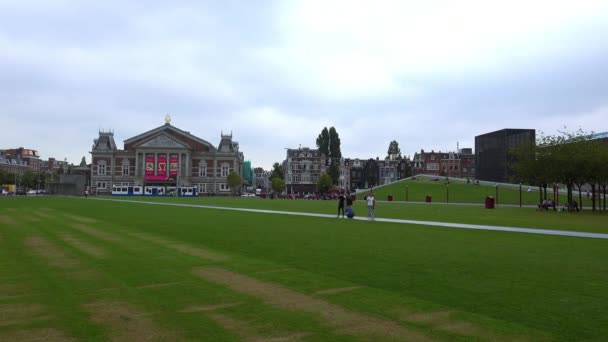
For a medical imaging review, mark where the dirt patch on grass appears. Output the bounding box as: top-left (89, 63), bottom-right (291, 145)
top-left (69, 224), bottom-right (123, 243)
top-left (208, 312), bottom-right (311, 342)
top-left (33, 211), bottom-right (52, 219)
top-left (0, 215), bottom-right (16, 225)
top-left (24, 216), bottom-right (41, 222)
top-left (193, 267), bottom-right (434, 341)
top-left (402, 310), bottom-right (452, 323)
top-left (130, 232), bottom-right (229, 262)
top-left (85, 300), bottom-right (180, 341)
top-left (180, 302), bottom-right (242, 312)
top-left (313, 286), bottom-right (362, 296)
top-left (0, 328), bottom-right (72, 341)
top-left (397, 309), bottom-right (508, 340)
top-left (25, 236), bottom-right (81, 269)
top-left (64, 214), bottom-right (97, 223)
top-left (254, 268), bottom-right (295, 274)
top-left (5, 208), bottom-right (17, 212)
top-left (0, 303), bottom-right (50, 327)
top-left (136, 281), bottom-right (186, 289)
top-left (59, 235), bottom-right (106, 258)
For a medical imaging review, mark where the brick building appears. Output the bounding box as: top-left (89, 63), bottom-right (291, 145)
top-left (90, 119), bottom-right (244, 195)
top-left (0, 147), bottom-right (41, 173)
top-left (412, 148), bottom-right (475, 178)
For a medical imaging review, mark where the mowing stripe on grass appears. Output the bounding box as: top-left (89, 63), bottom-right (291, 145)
top-left (92, 198), bottom-right (608, 240)
top-left (193, 266), bottom-right (434, 341)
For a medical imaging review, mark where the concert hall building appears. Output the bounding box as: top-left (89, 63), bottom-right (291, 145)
top-left (90, 117), bottom-right (244, 195)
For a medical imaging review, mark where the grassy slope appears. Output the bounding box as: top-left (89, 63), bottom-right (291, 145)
top-left (356, 179), bottom-right (596, 207)
top-left (1, 197), bottom-right (607, 341)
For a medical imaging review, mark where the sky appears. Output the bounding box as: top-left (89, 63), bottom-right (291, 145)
top-left (2, 0), bottom-right (608, 169)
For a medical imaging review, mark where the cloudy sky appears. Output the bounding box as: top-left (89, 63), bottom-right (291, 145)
top-left (2, 0), bottom-right (608, 169)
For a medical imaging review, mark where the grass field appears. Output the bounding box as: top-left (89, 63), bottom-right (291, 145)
top-left (356, 178), bottom-right (597, 207)
top-left (1, 196), bottom-right (607, 341)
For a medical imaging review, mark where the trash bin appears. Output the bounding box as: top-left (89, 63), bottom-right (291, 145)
top-left (485, 196), bottom-right (495, 209)
top-left (425, 195), bottom-right (432, 203)
top-left (387, 195), bottom-right (393, 201)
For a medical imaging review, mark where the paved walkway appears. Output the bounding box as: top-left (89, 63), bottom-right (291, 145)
top-left (91, 198), bottom-right (608, 240)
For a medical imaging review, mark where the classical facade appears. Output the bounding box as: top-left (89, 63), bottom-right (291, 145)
top-left (90, 119), bottom-right (244, 195)
top-left (284, 147), bottom-right (326, 194)
top-left (378, 156), bottom-right (411, 185)
top-left (0, 148), bottom-right (41, 174)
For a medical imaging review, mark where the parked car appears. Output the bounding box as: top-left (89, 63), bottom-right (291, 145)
top-left (240, 193), bottom-right (256, 198)
top-left (27, 189), bottom-right (38, 195)
top-left (0, 189), bottom-right (9, 196)
top-left (36, 190), bottom-right (47, 195)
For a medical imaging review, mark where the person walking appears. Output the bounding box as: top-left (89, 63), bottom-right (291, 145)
top-left (337, 192), bottom-right (346, 218)
top-left (367, 192), bottom-right (375, 219)
top-left (346, 192), bottom-right (353, 209)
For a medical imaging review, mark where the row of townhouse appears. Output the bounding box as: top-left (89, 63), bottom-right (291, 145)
top-left (281, 147), bottom-right (413, 194)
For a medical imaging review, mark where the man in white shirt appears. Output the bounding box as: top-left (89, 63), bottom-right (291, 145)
top-left (367, 193), bottom-right (375, 219)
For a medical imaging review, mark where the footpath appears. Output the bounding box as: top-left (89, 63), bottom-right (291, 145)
top-left (91, 197), bottom-right (608, 240)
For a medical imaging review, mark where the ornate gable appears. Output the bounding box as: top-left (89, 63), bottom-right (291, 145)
top-left (137, 134), bottom-right (188, 149)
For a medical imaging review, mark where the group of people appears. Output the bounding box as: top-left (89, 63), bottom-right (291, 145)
top-left (336, 191), bottom-right (376, 219)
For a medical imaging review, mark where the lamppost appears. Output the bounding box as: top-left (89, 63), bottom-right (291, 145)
top-left (519, 182), bottom-right (522, 208)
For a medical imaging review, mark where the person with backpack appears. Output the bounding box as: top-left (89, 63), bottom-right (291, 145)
top-left (337, 192), bottom-right (346, 218)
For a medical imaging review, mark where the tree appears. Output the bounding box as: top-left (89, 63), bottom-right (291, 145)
top-left (226, 171), bottom-right (242, 196)
top-left (316, 127), bottom-right (330, 156)
top-left (317, 127), bottom-right (342, 185)
top-left (80, 156), bottom-right (87, 166)
top-left (271, 177), bottom-right (285, 195)
top-left (21, 169), bottom-right (35, 189)
top-left (387, 140), bottom-right (402, 159)
top-left (317, 173), bottom-right (332, 194)
top-left (270, 162), bottom-right (283, 180)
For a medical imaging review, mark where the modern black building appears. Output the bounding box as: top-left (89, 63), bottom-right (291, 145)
top-left (475, 129), bottom-right (535, 182)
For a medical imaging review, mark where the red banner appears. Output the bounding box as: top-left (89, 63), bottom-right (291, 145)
top-left (157, 155), bottom-right (167, 177)
top-left (145, 155), bottom-right (154, 176)
top-left (170, 154), bottom-right (178, 176)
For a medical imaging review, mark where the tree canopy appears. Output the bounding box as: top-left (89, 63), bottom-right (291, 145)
top-left (270, 162), bottom-right (283, 180)
top-left (226, 171), bottom-right (242, 196)
top-left (316, 127), bottom-right (342, 185)
top-left (387, 140), bottom-right (402, 159)
top-left (511, 128), bottom-right (608, 211)
top-left (271, 177), bottom-right (285, 194)
top-left (317, 173), bottom-right (332, 193)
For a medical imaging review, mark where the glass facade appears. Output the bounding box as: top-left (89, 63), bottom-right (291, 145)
top-left (475, 129), bottom-right (535, 182)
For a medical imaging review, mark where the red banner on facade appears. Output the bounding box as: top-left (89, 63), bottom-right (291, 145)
top-left (169, 154), bottom-right (178, 176)
top-left (145, 155), bottom-right (154, 176)
top-left (157, 155), bottom-right (167, 177)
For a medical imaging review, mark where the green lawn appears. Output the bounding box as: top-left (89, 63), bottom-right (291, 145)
top-left (357, 178), bottom-right (597, 207)
top-left (1, 196), bottom-right (607, 341)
